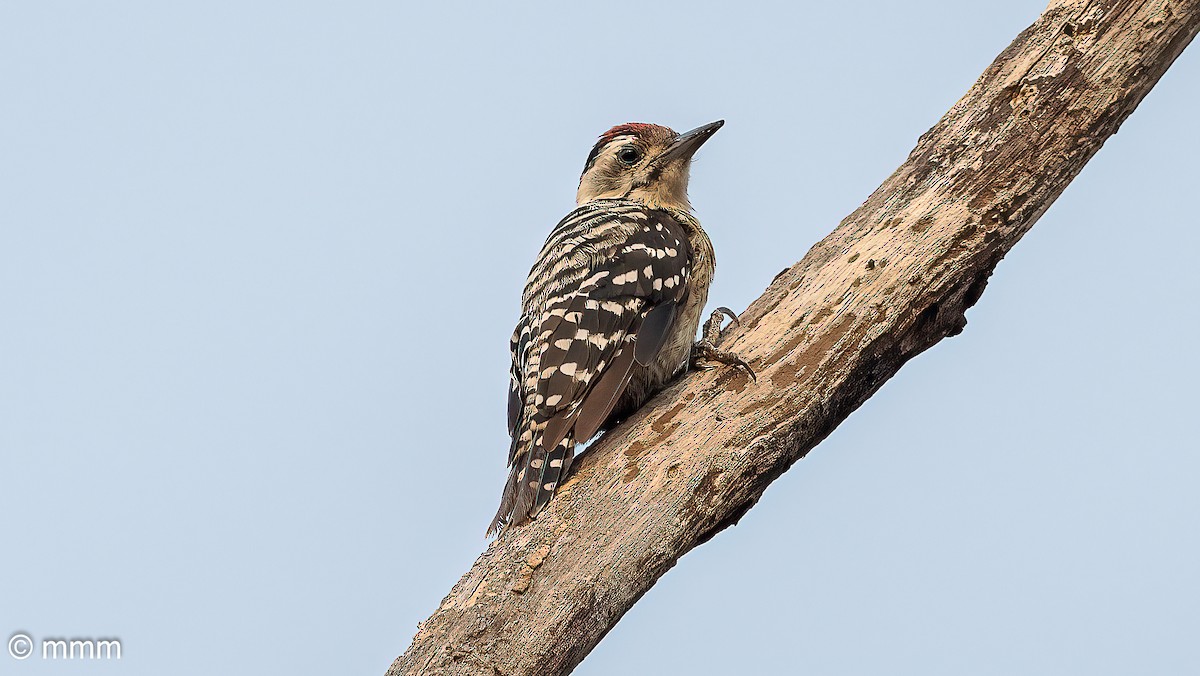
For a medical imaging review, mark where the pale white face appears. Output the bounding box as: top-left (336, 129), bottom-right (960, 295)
top-left (575, 127), bottom-right (693, 210)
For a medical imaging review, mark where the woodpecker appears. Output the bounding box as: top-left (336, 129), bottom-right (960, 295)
top-left (489, 120), bottom-right (751, 535)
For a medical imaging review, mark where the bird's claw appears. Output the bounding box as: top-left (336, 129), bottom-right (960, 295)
top-left (692, 308), bottom-right (756, 381)
top-left (702, 306), bottom-right (739, 343)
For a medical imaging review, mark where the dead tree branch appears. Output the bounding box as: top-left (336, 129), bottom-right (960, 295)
top-left (389, 2), bottom-right (1199, 674)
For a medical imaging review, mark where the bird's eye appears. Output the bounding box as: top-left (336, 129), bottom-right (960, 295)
top-left (616, 146), bottom-right (642, 166)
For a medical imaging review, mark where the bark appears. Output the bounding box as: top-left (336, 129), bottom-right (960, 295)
top-left (389, 2), bottom-right (1199, 674)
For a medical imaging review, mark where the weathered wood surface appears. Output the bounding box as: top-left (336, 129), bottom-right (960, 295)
top-left (389, 2), bottom-right (1200, 674)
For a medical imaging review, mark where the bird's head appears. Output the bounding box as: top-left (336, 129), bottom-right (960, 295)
top-left (576, 120), bottom-right (723, 210)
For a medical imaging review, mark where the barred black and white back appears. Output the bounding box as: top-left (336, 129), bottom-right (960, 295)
top-left (488, 122), bottom-right (723, 535)
top-left (490, 201), bottom-right (696, 531)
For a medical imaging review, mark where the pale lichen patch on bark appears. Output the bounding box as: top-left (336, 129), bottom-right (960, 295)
top-left (509, 543), bottom-right (553, 595)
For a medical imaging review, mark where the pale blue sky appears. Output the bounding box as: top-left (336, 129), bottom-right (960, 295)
top-left (2, 2), bottom-right (1197, 674)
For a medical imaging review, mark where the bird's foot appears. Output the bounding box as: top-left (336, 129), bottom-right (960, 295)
top-left (691, 307), bottom-right (755, 381)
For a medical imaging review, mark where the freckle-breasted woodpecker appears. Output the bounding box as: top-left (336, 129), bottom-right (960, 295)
top-left (489, 120), bottom-right (752, 536)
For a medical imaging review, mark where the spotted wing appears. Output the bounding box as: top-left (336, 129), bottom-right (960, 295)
top-left (527, 209), bottom-right (691, 439)
top-left (491, 204), bottom-right (692, 533)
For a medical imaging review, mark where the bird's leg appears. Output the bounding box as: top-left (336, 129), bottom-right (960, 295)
top-left (691, 307), bottom-right (755, 381)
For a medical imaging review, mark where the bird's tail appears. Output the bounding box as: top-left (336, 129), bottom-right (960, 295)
top-left (487, 428), bottom-right (576, 537)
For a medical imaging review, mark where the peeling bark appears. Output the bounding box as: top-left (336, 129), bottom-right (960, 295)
top-left (389, 2), bottom-right (1200, 674)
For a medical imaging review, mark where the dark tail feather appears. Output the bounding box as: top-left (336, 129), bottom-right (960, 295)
top-left (487, 429), bottom-right (576, 537)
top-left (487, 462), bottom-right (521, 537)
top-left (530, 434), bottom-right (575, 518)
top-left (488, 431), bottom-right (544, 536)
top-left (487, 430), bottom-right (528, 537)
top-left (507, 436), bottom-right (542, 527)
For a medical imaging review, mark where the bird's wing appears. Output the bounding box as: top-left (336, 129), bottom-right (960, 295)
top-left (494, 204), bottom-right (691, 529)
top-left (516, 205), bottom-right (691, 441)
